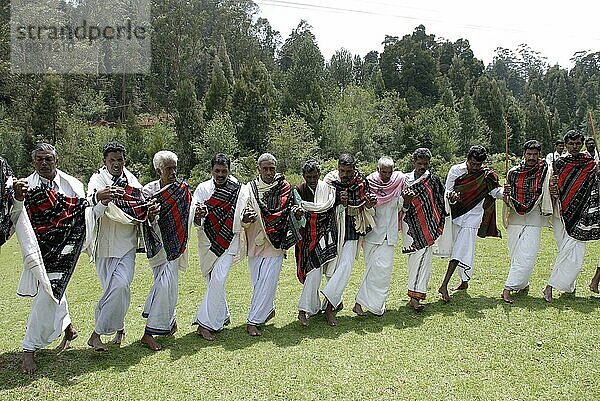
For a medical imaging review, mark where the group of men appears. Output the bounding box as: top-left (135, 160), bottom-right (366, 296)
top-left (1, 129), bottom-right (598, 375)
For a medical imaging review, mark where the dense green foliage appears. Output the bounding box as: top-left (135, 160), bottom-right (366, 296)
top-left (1, 1), bottom-right (600, 183)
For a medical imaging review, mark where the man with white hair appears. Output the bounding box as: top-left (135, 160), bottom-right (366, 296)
top-left (243, 153), bottom-right (302, 336)
top-left (353, 156), bottom-right (404, 316)
top-left (16, 143), bottom-right (88, 374)
top-left (87, 142), bottom-right (146, 351)
top-left (140, 150), bottom-right (193, 350)
top-left (192, 153), bottom-right (249, 341)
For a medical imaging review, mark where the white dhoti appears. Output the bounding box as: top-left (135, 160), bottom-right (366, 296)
top-left (321, 240), bottom-right (358, 309)
top-left (94, 249), bottom-right (135, 335)
top-left (143, 259), bottom-right (179, 335)
top-left (407, 246), bottom-right (434, 300)
top-left (504, 225), bottom-right (542, 291)
top-left (194, 251), bottom-right (235, 331)
top-left (548, 235), bottom-right (587, 293)
top-left (355, 240), bottom-right (395, 315)
top-left (297, 267), bottom-right (323, 316)
top-left (247, 255), bottom-right (284, 325)
top-left (451, 224), bottom-right (477, 282)
top-left (22, 292), bottom-right (71, 351)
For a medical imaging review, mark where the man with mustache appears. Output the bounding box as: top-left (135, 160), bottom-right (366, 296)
top-left (193, 153), bottom-right (249, 340)
top-left (322, 154), bottom-right (376, 325)
top-left (501, 140), bottom-right (552, 304)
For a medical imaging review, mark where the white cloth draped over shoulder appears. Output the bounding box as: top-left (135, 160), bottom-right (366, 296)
top-left (194, 176), bottom-right (249, 277)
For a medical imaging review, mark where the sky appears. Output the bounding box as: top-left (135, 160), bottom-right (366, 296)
top-left (255, 0), bottom-right (600, 69)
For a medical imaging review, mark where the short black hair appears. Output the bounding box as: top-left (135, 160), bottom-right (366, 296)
top-left (413, 147), bottom-right (432, 160)
top-left (338, 153), bottom-right (355, 167)
top-left (302, 159), bottom-right (320, 175)
top-left (211, 153), bottom-right (231, 169)
top-left (563, 129), bottom-right (584, 143)
top-left (523, 140), bottom-right (542, 152)
top-left (585, 137), bottom-right (596, 145)
top-left (554, 139), bottom-right (565, 146)
top-left (467, 145), bottom-right (487, 162)
top-left (103, 142), bottom-right (126, 159)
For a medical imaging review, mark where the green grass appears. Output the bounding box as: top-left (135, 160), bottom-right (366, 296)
top-left (0, 225), bottom-right (599, 400)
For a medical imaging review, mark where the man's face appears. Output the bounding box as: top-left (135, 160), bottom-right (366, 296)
top-left (104, 151), bottom-right (125, 177)
top-left (303, 169), bottom-right (320, 190)
top-left (523, 148), bottom-right (541, 167)
top-left (338, 164), bottom-right (354, 183)
top-left (258, 160), bottom-right (276, 184)
top-left (378, 165), bottom-right (393, 183)
top-left (157, 159), bottom-right (177, 185)
top-left (211, 163), bottom-right (229, 186)
top-left (555, 143), bottom-right (565, 154)
top-left (466, 157), bottom-right (483, 173)
top-left (585, 139), bottom-right (596, 150)
top-left (413, 157), bottom-right (430, 178)
top-left (33, 150), bottom-right (57, 180)
top-left (565, 138), bottom-right (583, 155)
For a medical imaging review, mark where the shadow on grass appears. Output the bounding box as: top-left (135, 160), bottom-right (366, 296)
top-left (0, 338), bottom-right (169, 391)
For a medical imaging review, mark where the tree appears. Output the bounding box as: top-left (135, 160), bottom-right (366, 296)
top-left (204, 54), bottom-right (232, 120)
top-left (174, 79), bottom-right (204, 175)
top-left (473, 74), bottom-right (505, 153)
top-left (31, 75), bottom-right (64, 145)
top-left (328, 48), bottom-right (354, 90)
top-left (267, 115), bottom-right (319, 174)
top-left (457, 92), bottom-right (491, 154)
top-left (193, 111), bottom-right (239, 173)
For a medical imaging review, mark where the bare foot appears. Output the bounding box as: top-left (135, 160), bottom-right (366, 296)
top-left (112, 329), bottom-right (125, 345)
top-left (519, 285), bottom-right (530, 294)
top-left (352, 302), bottom-right (366, 316)
top-left (223, 317), bottom-right (231, 326)
top-left (409, 298), bottom-right (425, 311)
top-left (589, 281), bottom-right (599, 294)
top-left (438, 286), bottom-right (451, 302)
top-left (141, 334), bottom-right (161, 351)
top-left (196, 326), bottom-right (215, 341)
top-left (87, 332), bottom-right (108, 351)
top-left (335, 301), bottom-right (344, 313)
top-left (264, 310), bottom-right (275, 324)
top-left (246, 324), bottom-right (261, 337)
top-left (298, 311), bottom-right (309, 326)
top-left (453, 281), bottom-right (469, 291)
top-left (543, 286), bottom-right (553, 303)
top-left (56, 324), bottom-right (78, 351)
top-left (324, 305), bottom-right (337, 326)
top-left (22, 351), bottom-right (36, 375)
top-left (501, 289), bottom-right (513, 304)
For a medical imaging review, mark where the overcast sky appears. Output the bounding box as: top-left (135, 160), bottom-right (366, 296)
top-left (255, 0), bottom-right (600, 68)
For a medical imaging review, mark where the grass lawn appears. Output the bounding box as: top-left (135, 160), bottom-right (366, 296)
top-left (0, 225), bottom-right (599, 400)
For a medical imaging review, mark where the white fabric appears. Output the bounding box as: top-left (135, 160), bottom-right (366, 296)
top-left (321, 240), bottom-right (358, 309)
top-left (194, 238), bottom-right (238, 331)
top-left (22, 291), bottom-right (71, 351)
top-left (545, 151), bottom-right (566, 165)
top-left (26, 170), bottom-right (85, 197)
top-left (193, 177), bottom-right (248, 276)
top-left (297, 267), bottom-right (323, 316)
top-left (504, 225), bottom-right (542, 291)
top-left (86, 167), bottom-right (141, 260)
top-left (584, 150), bottom-right (600, 161)
top-left (143, 259), bottom-right (179, 334)
top-left (299, 180), bottom-right (336, 213)
top-left (547, 216), bottom-right (587, 293)
top-left (356, 240), bottom-right (395, 315)
top-left (94, 249), bottom-right (136, 335)
top-left (365, 190), bottom-right (402, 246)
top-left (406, 246), bottom-right (434, 298)
top-left (450, 224), bottom-right (477, 282)
top-left (247, 255), bottom-right (284, 325)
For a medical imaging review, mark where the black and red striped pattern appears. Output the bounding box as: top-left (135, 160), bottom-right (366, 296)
top-left (204, 178), bottom-right (241, 257)
top-left (507, 160), bottom-right (548, 215)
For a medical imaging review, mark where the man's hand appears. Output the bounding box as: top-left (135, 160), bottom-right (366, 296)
top-left (402, 188), bottom-right (416, 208)
top-left (96, 186), bottom-right (125, 205)
top-left (292, 205), bottom-right (304, 220)
top-left (365, 193), bottom-right (377, 208)
top-left (194, 203), bottom-right (207, 225)
top-left (147, 200), bottom-right (161, 221)
top-left (447, 191), bottom-right (460, 204)
top-left (339, 190), bottom-right (349, 207)
top-left (242, 208), bottom-right (257, 224)
top-left (549, 174), bottom-right (559, 198)
top-left (13, 179), bottom-right (28, 201)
